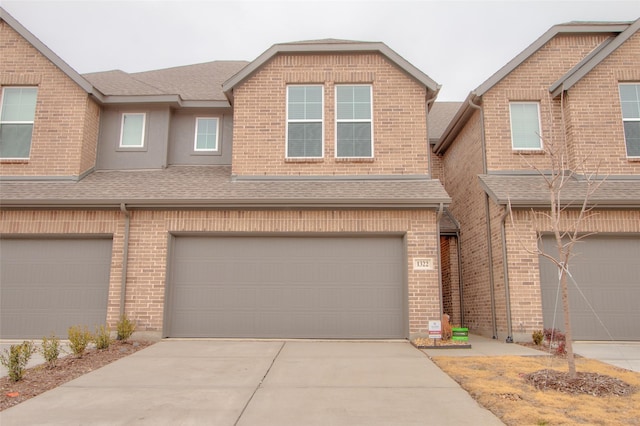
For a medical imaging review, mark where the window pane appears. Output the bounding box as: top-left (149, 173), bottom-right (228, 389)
top-left (620, 85), bottom-right (640, 119)
top-left (623, 121), bottom-right (640, 157)
top-left (288, 122), bottom-right (321, 157)
top-left (195, 118), bottom-right (218, 150)
top-left (337, 123), bottom-right (372, 157)
top-left (337, 86), bottom-right (371, 120)
top-left (288, 86), bottom-right (322, 120)
top-left (0, 123), bottom-right (33, 158)
top-left (1, 87), bottom-right (38, 122)
top-left (510, 103), bottom-right (541, 149)
top-left (121, 114), bottom-right (145, 147)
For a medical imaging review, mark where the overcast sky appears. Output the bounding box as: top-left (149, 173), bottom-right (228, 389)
top-left (2, 0), bottom-right (639, 100)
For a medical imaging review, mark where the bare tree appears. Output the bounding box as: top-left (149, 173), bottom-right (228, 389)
top-left (508, 94), bottom-right (605, 378)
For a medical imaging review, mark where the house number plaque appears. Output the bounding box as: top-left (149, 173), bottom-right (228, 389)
top-left (413, 258), bottom-right (434, 271)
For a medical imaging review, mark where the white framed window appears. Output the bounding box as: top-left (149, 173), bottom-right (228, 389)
top-left (619, 83), bottom-right (640, 158)
top-left (509, 102), bottom-right (542, 150)
top-left (286, 85), bottom-right (323, 158)
top-left (0, 87), bottom-right (38, 159)
top-left (194, 117), bottom-right (219, 151)
top-left (119, 113), bottom-right (146, 148)
top-left (335, 85), bottom-right (373, 158)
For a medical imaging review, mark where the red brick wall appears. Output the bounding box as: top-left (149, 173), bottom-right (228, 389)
top-left (231, 52), bottom-right (429, 176)
top-left (0, 22), bottom-right (96, 177)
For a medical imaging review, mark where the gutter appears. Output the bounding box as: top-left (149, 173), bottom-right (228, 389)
top-left (500, 208), bottom-right (514, 343)
top-left (119, 203), bottom-right (130, 318)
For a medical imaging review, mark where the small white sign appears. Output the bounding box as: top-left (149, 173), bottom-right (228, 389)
top-left (413, 258), bottom-right (434, 271)
top-left (428, 320), bottom-right (442, 339)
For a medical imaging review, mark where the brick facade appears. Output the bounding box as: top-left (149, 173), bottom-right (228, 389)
top-left (0, 209), bottom-right (440, 338)
top-left (231, 53), bottom-right (429, 177)
top-left (0, 22), bottom-right (98, 177)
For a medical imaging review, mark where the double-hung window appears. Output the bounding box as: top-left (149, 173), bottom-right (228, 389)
top-left (619, 83), bottom-right (640, 158)
top-left (119, 113), bottom-right (146, 148)
top-left (0, 87), bottom-right (38, 159)
top-left (336, 85), bottom-right (373, 158)
top-left (194, 117), bottom-right (219, 152)
top-left (287, 85), bottom-right (323, 158)
top-left (509, 102), bottom-right (542, 150)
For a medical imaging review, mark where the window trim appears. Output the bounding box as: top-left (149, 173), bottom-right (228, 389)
top-left (619, 83), bottom-right (640, 159)
top-left (286, 84), bottom-right (324, 159)
top-left (0, 86), bottom-right (38, 160)
top-left (335, 84), bottom-right (374, 159)
top-left (118, 112), bottom-right (146, 149)
top-left (509, 101), bottom-right (543, 151)
top-left (193, 116), bottom-right (220, 153)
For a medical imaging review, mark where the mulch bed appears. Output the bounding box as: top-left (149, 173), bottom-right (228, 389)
top-left (1, 340), bottom-right (152, 411)
top-left (523, 369), bottom-right (633, 397)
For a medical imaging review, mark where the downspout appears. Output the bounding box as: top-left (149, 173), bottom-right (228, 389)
top-left (501, 208), bottom-right (514, 343)
top-left (455, 228), bottom-right (465, 326)
top-left (426, 90), bottom-right (439, 176)
top-left (119, 203), bottom-right (130, 318)
top-left (468, 95), bottom-right (498, 339)
top-left (436, 202), bottom-right (445, 318)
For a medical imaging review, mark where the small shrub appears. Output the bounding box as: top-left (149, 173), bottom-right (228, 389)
top-left (0, 341), bottom-right (35, 382)
top-left (41, 334), bottom-right (61, 368)
top-left (68, 325), bottom-right (93, 357)
top-left (116, 315), bottom-right (136, 341)
top-left (94, 324), bottom-right (112, 350)
top-left (532, 330), bottom-right (544, 346)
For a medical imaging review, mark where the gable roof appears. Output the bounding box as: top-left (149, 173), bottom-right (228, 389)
top-left (0, 7), bottom-right (101, 99)
top-left (434, 19), bottom-right (638, 154)
top-left (222, 39), bottom-right (440, 102)
top-left (550, 18), bottom-right (640, 97)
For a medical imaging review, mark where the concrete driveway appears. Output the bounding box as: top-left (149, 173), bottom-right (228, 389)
top-left (1, 340), bottom-right (503, 425)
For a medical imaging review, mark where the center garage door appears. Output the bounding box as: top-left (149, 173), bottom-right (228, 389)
top-left (0, 238), bottom-right (112, 339)
top-left (165, 235), bottom-right (406, 338)
top-left (539, 235), bottom-right (640, 341)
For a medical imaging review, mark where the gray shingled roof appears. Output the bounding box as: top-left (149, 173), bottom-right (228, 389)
top-left (84, 61), bottom-right (249, 101)
top-left (479, 174), bottom-right (640, 207)
top-left (0, 166), bottom-right (450, 208)
top-left (429, 102), bottom-right (463, 143)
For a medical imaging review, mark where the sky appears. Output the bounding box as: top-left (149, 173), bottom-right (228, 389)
top-left (2, 0), bottom-right (639, 101)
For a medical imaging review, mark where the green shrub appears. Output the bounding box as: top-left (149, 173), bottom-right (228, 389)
top-left (532, 330), bottom-right (544, 346)
top-left (41, 334), bottom-right (61, 367)
top-left (68, 325), bottom-right (93, 357)
top-left (116, 315), bottom-right (136, 341)
top-left (0, 341), bottom-right (35, 382)
top-left (94, 324), bottom-right (112, 350)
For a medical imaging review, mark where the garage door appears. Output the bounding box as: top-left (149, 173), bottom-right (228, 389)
top-left (0, 238), bottom-right (112, 339)
top-left (539, 235), bottom-right (640, 341)
top-left (166, 236), bottom-right (405, 338)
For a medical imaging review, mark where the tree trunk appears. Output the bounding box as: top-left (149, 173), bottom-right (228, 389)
top-left (559, 265), bottom-right (577, 378)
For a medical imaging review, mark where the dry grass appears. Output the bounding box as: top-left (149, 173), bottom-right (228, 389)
top-left (431, 355), bottom-right (640, 426)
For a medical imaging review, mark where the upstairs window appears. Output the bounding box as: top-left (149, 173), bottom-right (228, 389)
top-left (119, 113), bottom-right (146, 148)
top-left (0, 87), bottom-right (38, 159)
top-left (509, 102), bottom-right (542, 150)
top-left (194, 117), bottom-right (219, 152)
top-left (336, 85), bottom-right (373, 158)
top-left (619, 83), bottom-right (640, 158)
top-left (287, 85), bottom-right (323, 158)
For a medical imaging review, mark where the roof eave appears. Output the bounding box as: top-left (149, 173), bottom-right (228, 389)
top-left (222, 41), bottom-right (440, 98)
top-left (99, 95), bottom-right (231, 108)
top-left (433, 92), bottom-right (480, 154)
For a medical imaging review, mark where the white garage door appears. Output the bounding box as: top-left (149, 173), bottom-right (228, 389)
top-left (166, 235), bottom-right (405, 338)
top-left (539, 235), bottom-right (640, 341)
top-left (0, 238), bottom-right (113, 339)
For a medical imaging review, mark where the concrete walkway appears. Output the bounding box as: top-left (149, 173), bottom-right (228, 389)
top-left (1, 340), bottom-right (504, 426)
top-left (421, 333), bottom-right (549, 357)
top-left (574, 341), bottom-right (640, 372)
